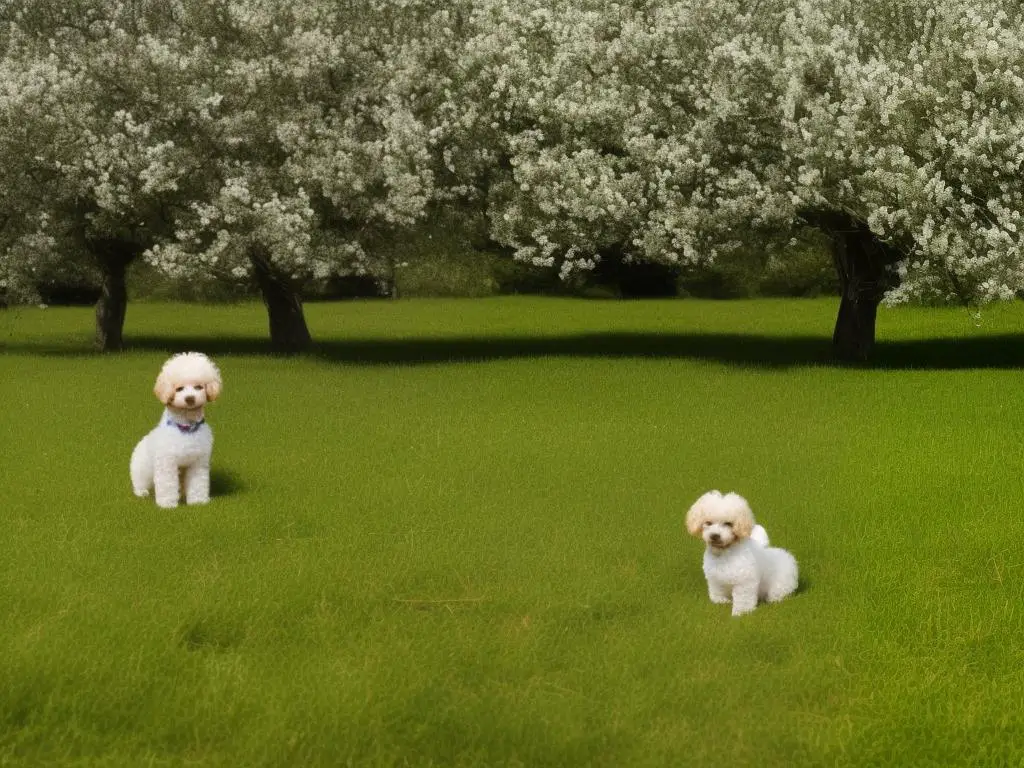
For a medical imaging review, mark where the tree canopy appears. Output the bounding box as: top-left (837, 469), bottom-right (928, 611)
top-left (2, 0), bottom-right (1023, 357)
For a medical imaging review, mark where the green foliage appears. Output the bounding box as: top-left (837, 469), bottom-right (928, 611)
top-left (759, 229), bottom-right (840, 298)
top-left (372, 215), bottom-right (840, 301)
top-left (490, 257), bottom-right (567, 296)
top-left (127, 263), bottom-right (256, 304)
top-left (384, 210), bottom-right (499, 299)
top-left (20, 261), bottom-right (102, 306)
top-left (121, 220), bottom-right (839, 302)
top-left (678, 248), bottom-right (766, 299)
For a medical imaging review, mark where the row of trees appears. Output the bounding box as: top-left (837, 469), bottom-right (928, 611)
top-left (2, 0), bottom-right (1023, 359)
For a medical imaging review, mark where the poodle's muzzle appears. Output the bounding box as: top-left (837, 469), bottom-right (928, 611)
top-left (702, 522), bottom-right (737, 549)
top-left (169, 384), bottom-right (209, 411)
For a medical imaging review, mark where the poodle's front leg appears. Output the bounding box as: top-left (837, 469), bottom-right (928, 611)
top-left (707, 578), bottom-right (731, 604)
top-left (184, 461), bottom-right (211, 505)
top-left (731, 583), bottom-right (759, 616)
top-left (153, 459), bottom-right (181, 509)
top-left (129, 440), bottom-right (152, 498)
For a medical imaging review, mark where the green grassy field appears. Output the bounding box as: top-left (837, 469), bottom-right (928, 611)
top-left (3, 297), bottom-right (1024, 766)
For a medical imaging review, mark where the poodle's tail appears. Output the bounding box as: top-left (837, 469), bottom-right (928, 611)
top-left (750, 524), bottom-right (770, 547)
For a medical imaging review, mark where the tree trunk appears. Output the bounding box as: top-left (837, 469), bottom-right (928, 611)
top-left (801, 211), bottom-right (891, 362)
top-left (89, 238), bottom-right (142, 352)
top-left (830, 227), bottom-right (884, 362)
top-left (250, 245), bottom-right (312, 354)
top-left (95, 259), bottom-right (128, 352)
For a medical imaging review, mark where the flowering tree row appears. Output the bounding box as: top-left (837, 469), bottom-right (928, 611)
top-left (2, 0), bottom-right (1023, 357)
top-left (435, 0), bottom-right (1024, 358)
top-left (0, 0), bottom-right (444, 351)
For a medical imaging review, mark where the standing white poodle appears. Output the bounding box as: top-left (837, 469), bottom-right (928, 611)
top-left (130, 352), bottom-right (222, 509)
top-left (685, 490), bottom-right (799, 617)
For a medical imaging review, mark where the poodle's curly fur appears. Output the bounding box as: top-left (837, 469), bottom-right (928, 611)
top-left (685, 490), bottom-right (798, 617)
top-left (130, 353), bottom-right (222, 509)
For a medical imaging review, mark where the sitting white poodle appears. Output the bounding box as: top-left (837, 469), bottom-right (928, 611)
top-left (685, 490), bottom-right (799, 617)
top-left (130, 352), bottom-right (222, 509)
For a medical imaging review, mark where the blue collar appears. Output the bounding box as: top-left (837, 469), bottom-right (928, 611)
top-left (166, 418), bottom-right (205, 434)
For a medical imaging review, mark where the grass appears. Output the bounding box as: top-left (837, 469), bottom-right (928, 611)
top-left (3, 297), bottom-right (1024, 766)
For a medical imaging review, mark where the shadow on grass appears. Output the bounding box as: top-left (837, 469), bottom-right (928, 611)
top-left (210, 468), bottom-right (245, 498)
top-left (4, 331), bottom-right (1024, 369)
top-left (177, 616), bottom-right (245, 653)
top-left (795, 574), bottom-right (812, 596)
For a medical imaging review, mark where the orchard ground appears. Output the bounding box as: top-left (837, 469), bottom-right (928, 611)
top-left (3, 297), bottom-right (1024, 766)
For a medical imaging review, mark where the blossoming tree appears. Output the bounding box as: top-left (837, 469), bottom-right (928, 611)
top-left (4, 0), bottom-right (1023, 360)
top-left (1, 0), bottom-right (444, 352)
top-left (436, 0), bottom-right (802, 323)
top-left (779, 0), bottom-right (1024, 357)
top-left (145, 0), bottom-right (444, 352)
top-left (439, 0), bottom-right (1024, 359)
top-left (0, 0), bottom-right (192, 349)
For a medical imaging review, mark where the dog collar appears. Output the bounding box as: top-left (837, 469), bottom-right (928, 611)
top-left (166, 418), bottom-right (205, 434)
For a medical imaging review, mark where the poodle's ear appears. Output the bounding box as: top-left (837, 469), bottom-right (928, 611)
top-left (684, 507), bottom-right (705, 537)
top-left (723, 493), bottom-right (755, 539)
top-left (153, 371), bottom-right (176, 405)
top-left (685, 491), bottom-right (720, 537)
top-left (205, 375), bottom-right (222, 402)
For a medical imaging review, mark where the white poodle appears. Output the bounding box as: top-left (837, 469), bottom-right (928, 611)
top-left (685, 490), bottom-right (799, 617)
top-left (130, 352), bottom-right (222, 509)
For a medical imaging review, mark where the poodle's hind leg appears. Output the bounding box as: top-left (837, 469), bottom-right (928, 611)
top-left (184, 461), bottom-right (211, 505)
top-left (153, 458), bottom-right (181, 508)
top-left (707, 579), bottom-right (731, 604)
top-left (765, 573), bottom-right (799, 603)
top-left (130, 439), bottom-right (153, 497)
top-left (764, 550), bottom-right (800, 603)
top-left (765, 583), bottom-right (796, 603)
top-left (731, 583), bottom-right (759, 616)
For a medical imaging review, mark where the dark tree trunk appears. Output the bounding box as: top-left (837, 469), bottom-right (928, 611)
top-left (801, 211), bottom-right (895, 362)
top-left (95, 260), bottom-right (128, 352)
top-left (88, 238), bottom-right (142, 352)
top-left (830, 226), bottom-right (885, 362)
top-left (250, 245), bottom-right (312, 354)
